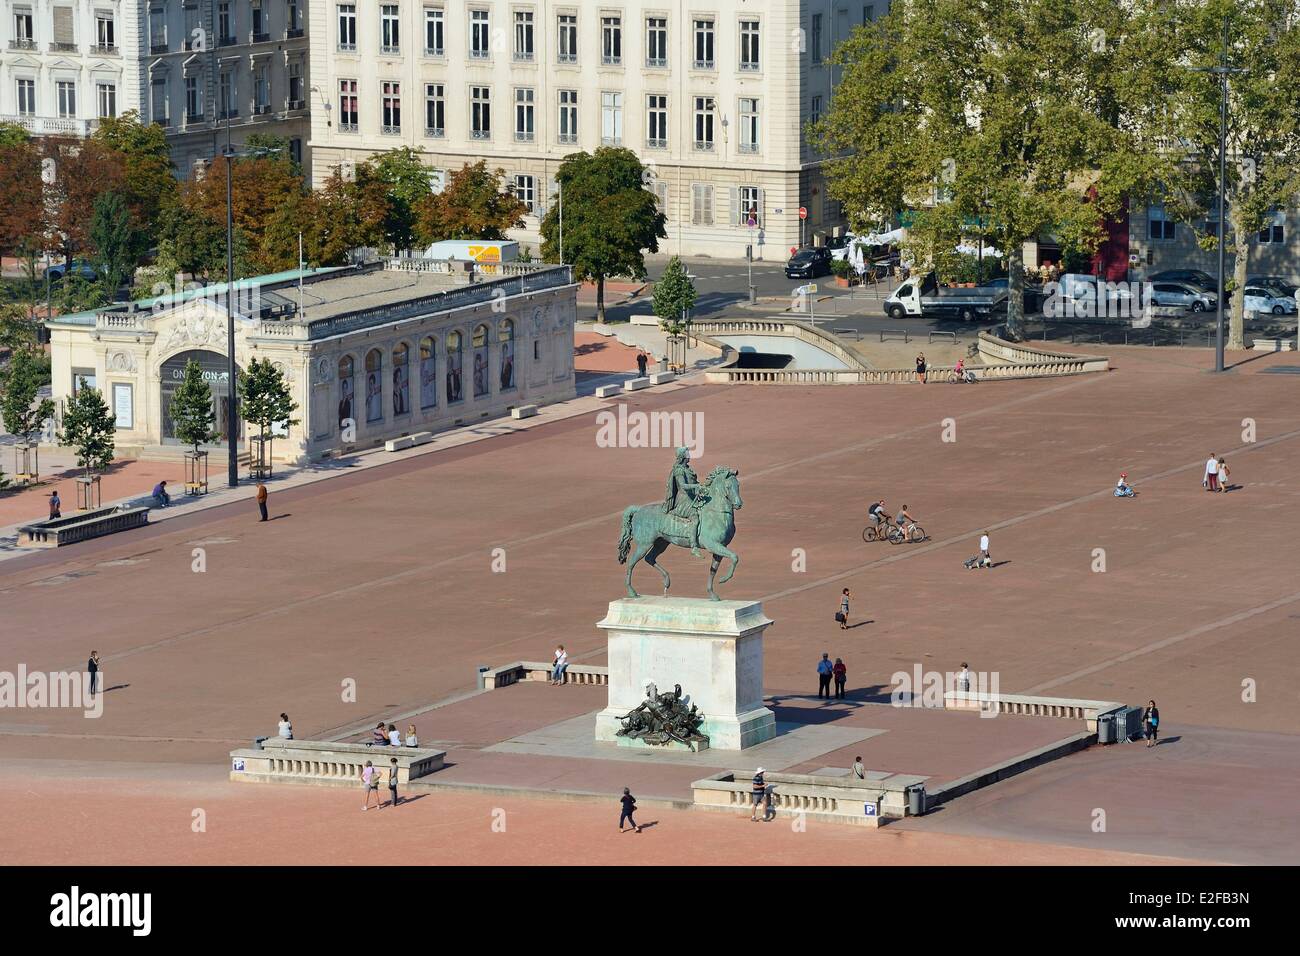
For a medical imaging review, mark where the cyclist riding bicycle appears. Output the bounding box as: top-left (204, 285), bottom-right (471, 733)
top-left (896, 505), bottom-right (918, 540)
top-left (867, 499), bottom-right (889, 533)
top-left (1115, 472), bottom-right (1134, 497)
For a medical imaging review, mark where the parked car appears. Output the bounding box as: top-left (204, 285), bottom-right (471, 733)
top-left (44, 259), bottom-right (98, 283)
top-left (1246, 275), bottom-right (1299, 298)
top-left (1242, 286), bottom-right (1298, 316)
top-left (1147, 269), bottom-right (1216, 291)
top-left (785, 247), bottom-right (833, 279)
top-left (979, 276), bottom-right (1044, 312)
top-left (1150, 281), bottom-right (1217, 313)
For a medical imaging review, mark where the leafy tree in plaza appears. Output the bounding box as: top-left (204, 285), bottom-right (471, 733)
top-left (42, 137), bottom-right (128, 265)
top-left (310, 168), bottom-right (390, 264)
top-left (0, 346), bottom-right (56, 445)
top-left (238, 357), bottom-right (299, 452)
top-left (810, 0), bottom-right (1164, 339)
top-left (155, 196), bottom-right (240, 280)
top-left (1142, 0), bottom-right (1300, 350)
top-left (91, 111), bottom-right (177, 235)
top-left (652, 256), bottom-right (698, 336)
top-left (244, 132), bottom-right (299, 175)
top-left (538, 148), bottom-right (666, 322)
top-left (189, 154), bottom-right (309, 275)
top-left (0, 141), bottom-right (47, 259)
top-left (169, 358), bottom-right (218, 453)
top-left (58, 379), bottom-right (116, 476)
top-left (414, 160), bottom-right (528, 245)
top-left (363, 147), bottom-right (436, 251)
top-left (89, 191), bottom-right (141, 297)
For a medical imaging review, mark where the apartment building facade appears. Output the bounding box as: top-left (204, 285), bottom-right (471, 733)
top-left (308, 1), bottom-right (889, 259)
top-left (0, 0), bottom-right (141, 137)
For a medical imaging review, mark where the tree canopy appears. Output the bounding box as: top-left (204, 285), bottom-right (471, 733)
top-left (415, 160), bottom-right (527, 244)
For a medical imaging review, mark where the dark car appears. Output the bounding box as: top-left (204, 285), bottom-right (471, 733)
top-left (1246, 275), bottom-right (1298, 298)
top-left (980, 276), bottom-right (1044, 312)
top-left (44, 259), bottom-right (99, 283)
top-left (785, 247), bottom-right (832, 279)
top-left (1147, 269), bottom-right (1216, 291)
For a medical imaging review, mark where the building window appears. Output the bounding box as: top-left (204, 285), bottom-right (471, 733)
top-left (601, 91), bottom-right (623, 146)
top-left (288, 0), bottom-right (302, 35)
top-left (185, 75), bottom-right (202, 121)
top-left (149, 6), bottom-right (166, 51)
top-left (692, 184), bottom-right (714, 226)
top-left (1258, 210), bottom-right (1285, 244)
top-left (364, 349), bottom-right (384, 422)
top-left (739, 98), bottom-right (760, 153)
top-left (252, 65), bottom-right (268, 112)
top-left (251, 0), bottom-right (267, 41)
top-left (646, 17), bottom-right (667, 67)
top-left (95, 82), bottom-right (116, 119)
top-left (515, 88), bottom-right (535, 141)
top-left (425, 83), bottom-right (445, 136)
top-left (693, 96), bottom-right (715, 151)
top-left (218, 2), bottom-right (234, 45)
top-left (558, 13), bottom-right (577, 63)
top-left (219, 71), bottom-right (237, 118)
top-left (289, 138), bottom-right (302, 166)
top-left (864, 5), bottom-right (876, 22)
top-left (150, 77), bottom-right (168, 124)
top-left (558, 89), bottom-right (578, 144)
top-left (693, 19), bottom-right (714, 69)
top-left (382, 81), bottom-right (401, 133)
top-left (653, 181), bottom-right (669, 219)
top-left (424, 6), bottom-right (444, 55)
top-left (471, 86), bottom-right (491, 138)
top-left (52, 4), bottom-right (75, 49)
top-left (14, 8), bottom-right (35, 48)
top-left (95, 11), bottom-right (116, 51)
top-left (811, 14), bottom-right (823, 64)
top-left (1148, 202), bottom-right (1175, 241)
top-left (514, 10), bottom-right (534, 61)
top-left (56, 80), bottom-right (76, 118)
top-left (339, 78), bottom-right (358, 130)
top-left (381, 5), bottom-right (400, 53)
top-left (602, 16), bottom-right (622, 65)
top-left (810, 95), bottom-right (822, 125)
top-left (740, 19), bottom-right (760, 71)
top-left (471, 9), bottom-right (491, 58)
top-left (646, 94), bottom-right (667, 148)
top-left (419, 338), bottom-right (437, 409)
top-left (288, 61), bottom-right (304, 108)
top-left (16, 78), bottom-right (36, 117)
top-left (737, 186), bottom-right (763, 227)
top-left (338, 4), bottom-right (357, 51)
top-left (514, 174), bottom-right (535, 214)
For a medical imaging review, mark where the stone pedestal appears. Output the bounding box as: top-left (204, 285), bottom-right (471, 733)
top-left (594, 597), bottom-right (777, 750)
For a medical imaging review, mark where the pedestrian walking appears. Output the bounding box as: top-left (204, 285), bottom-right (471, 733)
top-left (387, 757), bottom-right (400, 807)
top-left (87, 651), bottom-right (100, 696)
top-left (551, 644), bottom-right (569, 685)
top-left (915, 352), bottom-right (927, 383)
top-left (1143, 700), bottom-right (1160, 748)
top-left (1216, 457), bottom-right (1230, 493)
top-left (966, 532), bottom-right (991, 569)
top-left (852, 756), bottom-right (866, 780)
top-left (816, 653), bottom-right (834, 699)
top-left (48, 491), bottom-right (61, 519)
top-left (833, 657), bottom-right (847, 700)
top-left (361, 760), bottom-right (382, 810)
top-left (256, 482), bottom-right (269, 521)
top-left (636, 350), bottom-right (648, 377)
top-left (1204, 453), bottom-right (1219, 492)
top-left (278, 712), bottom-right (293, 739)
top-left (957, 662), bottom-right (972, 694)
top-left (838, 588), bottom-right (851, 629)
top-left (619, 787), bottom-right (642, 832)
top-left (750, 768), bottom-right (767, 822)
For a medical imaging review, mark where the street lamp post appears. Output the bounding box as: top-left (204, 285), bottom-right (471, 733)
top-left (224, 136), bottom-right (237, 487)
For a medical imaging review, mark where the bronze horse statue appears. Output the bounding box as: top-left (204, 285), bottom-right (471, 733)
top-left (618, 465), bottom-right (742, 601)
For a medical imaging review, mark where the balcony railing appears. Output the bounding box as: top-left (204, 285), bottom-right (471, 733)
top-left (646, 137), bottom-right (666, 150)
top-left (646, 56), bottom-right (667, 68)
top-left (287, 28), bottom-right (305, 39)
top-left (424, 46), bottom-right (444, 57)
top-left (0, 114), bottom-right (99, 137)
top-left (602, 55), bottom-right (622, 66)
top-left (693, 59), bottom-right (714, 70)
top-left (50, 41), bottom-right (78, 52)
top-left (740, 61), bottom-right (760, 72)
top-left (9, 38), bottom-right (36, 50)
top-left (339, 121), bottom-right (358, 133)
top-left (150, 40), bottom-right (168, 54)
top-left (338, 42), bottom-right (356, 52)
top-left (601, 136), bottom-right (621, 146)
top-left (557, 52), bottom-right (577, 64)
top-left (287, 99), bottom-right (305, 110)
top-left (558, 132), bottom-right (577, 145)
top-left (381, 124), bottom-right (401, 135)
top-left (218, 109), bottom-right (238, 120)
top-left (185, 112), bottom-right (206, 126)
top-left (471, 129), bottom-right (490, 139)
top-left (739, 142), bottom-right (759, 153)
top-left (513, 51), bottom-right (534, 62)
top-left (92, 43), bottom-right (119, 55)
top-left (380, 44), bottom-right (400, 55)
top-left (470, 48), bottom-right (491, 59)
top-left (515, 131), bottom-right (535, 142)
top-left (219, 35), bottom-right (236, 47)
top-left (254, 104), bottom-right (271, 115)
top-left (252, 32), bottom-right (271, 44)
top-left (693, 141), bottom-right (715, 152)
top-left (425, 126), bottom-right (444, 138)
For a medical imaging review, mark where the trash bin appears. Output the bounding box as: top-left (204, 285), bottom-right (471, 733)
top-left (906, 784), bottom-right (926, 816)
top-left (253, 736), bottom-right (269, 751)
top-left (1097, 712), bottom-right (1116, 744)
top-left (476, 665), bottom-right (491, 690)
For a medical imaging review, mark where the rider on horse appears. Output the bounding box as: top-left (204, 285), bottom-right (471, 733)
top-left (661, 447), bottom-right (704, 557)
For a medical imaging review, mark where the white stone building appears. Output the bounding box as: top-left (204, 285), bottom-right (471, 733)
top-left (307, 1), bottom-right (890, 259)
top-left (45, 259), bottom-right (577, 463)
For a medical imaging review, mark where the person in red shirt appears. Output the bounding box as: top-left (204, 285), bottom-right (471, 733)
top-left (832, 658), bottom-right (847, 700)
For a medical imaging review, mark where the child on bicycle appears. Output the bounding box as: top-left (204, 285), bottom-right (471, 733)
top-left (1115, 472), bottom-right (1134, 497)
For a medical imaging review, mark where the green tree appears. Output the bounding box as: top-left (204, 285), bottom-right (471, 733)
top-left (811, 0), bottom-right (1163, 339)
top-left (538, 148), bottom-right (666, 321)
top-left (91, 111), bottom-right (177, 234)
top-left (0, 346), bottom-right (55, 444)
top-left (89, 190), bottom-right (140, 296)
top-left (652, 256), bottom-right (698, 335)
top-left (169, 359), bottom-right (218, 453)
top-left (239, 357), bottom-right (300, 454)
top-left (58, 379), bottom-right (116, 475)
top-left (0, 122), bottom-right (29, 148)
top-left (364, 147), bottom-right (435, 251)
top-left (414, 160), bottom-right (527, 244)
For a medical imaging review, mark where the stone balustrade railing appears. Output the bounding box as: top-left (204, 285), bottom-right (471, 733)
top-left (943, 690), bottom-right (1124, 732)
top-left (481, 661), bottom-right (609, 689)
top-left (229, 738), bottom-right (446, 786)
top-left (18, 506), bottom-right (149, 548)
top-left (96, 312), bottom-right (147, 332)
top-left (690, 319), bottom-right (869, 371)
top-left (692, 769), bottom-right (924, 823)
top-left (977, 332), bottom-right (1109, 373)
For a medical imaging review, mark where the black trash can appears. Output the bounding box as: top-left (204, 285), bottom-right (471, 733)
top-left (906, 784), bottom-right (926, 816)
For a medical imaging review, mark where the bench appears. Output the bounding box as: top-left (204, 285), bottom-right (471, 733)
top-left (595, 384), bottom-right (623, 398)
top-left (623, 377), bottom-right (650, 392)
top-left (409, 431), bottom-right (434, 446)
top-left (629, 314), bottom-right (660, 327)
top-left (229, 737), bottom-right (447, 787)
top-left (591, 323), bottom-right (615, 336)
top-left (384, 435), bottom-right (415, 452)
top-left (1251, 338), bottom-right (1296, 352)
top-left (480, 660), bottom-right (609, 689)
top-left (18, 506), bottom-right (150, 549)
top-left (648, 371), bottom-right (676, 385)
top-left (692, 769), bottom-right (926, 824)
top-left (510, 404), bottom-right (539, 419)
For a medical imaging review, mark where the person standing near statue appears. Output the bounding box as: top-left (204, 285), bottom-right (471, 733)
top-left (661, 447), bottom-right (704, 557)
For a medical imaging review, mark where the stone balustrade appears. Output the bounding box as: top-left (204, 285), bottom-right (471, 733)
top-left (229, 738), bottom-right (446, 787)
top-left (18, 506), bottom-right (149, 548)
top-left (481, 661), bottom-right (609, 689)
top-left (692, 770), bottom-right (923, 824)
top-left (943, 690), bottom-right (1124, 732)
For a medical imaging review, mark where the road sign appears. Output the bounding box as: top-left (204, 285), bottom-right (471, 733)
top-left (798, 206), bottom-right (808, 220)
